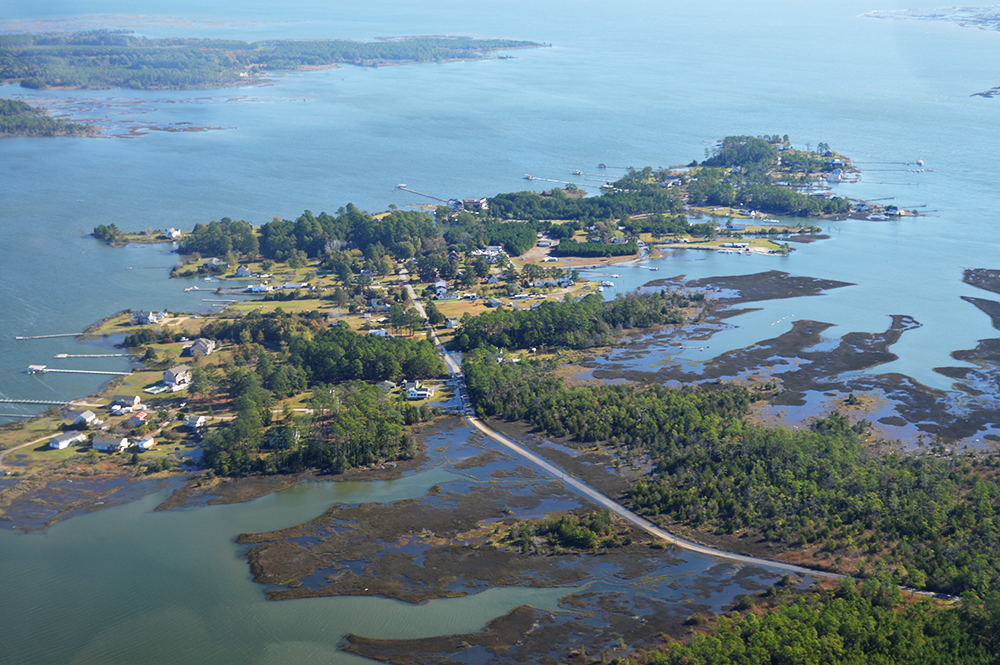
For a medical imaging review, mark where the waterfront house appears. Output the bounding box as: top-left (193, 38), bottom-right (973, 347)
top-left (203, 257), bottom-right (227, 271)
top-left (68, 410), bottom-right (99, 427)
top-left (164, 365), bottom-right (193, 387)
top-left (247, 283), bottom-right (273, 293)
top-left (235, 264), bottom-right (252, 278)
top-left (50, 431), bottom-right (87, 450)
top-left (164, 228), bottom-right (183, 240)
top-left (92, 436), bottom-right (130, 452)
top-left (403, 379), bottom-right (421, 391)
top-left (110, 395), bottom-right (142, 409)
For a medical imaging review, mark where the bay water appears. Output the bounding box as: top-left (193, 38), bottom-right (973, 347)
top-left (2, 0), bottom-right (999, 660)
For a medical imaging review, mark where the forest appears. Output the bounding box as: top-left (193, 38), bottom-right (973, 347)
top-left (0, 98), bottom-right (96, 136)
top-left (629, 580), bottom-right (999, 665)
top-left (462, 354), bottom-right (1000, 597)
top-left (1, 31), bottom-right (541, 90)
top-left (452, 290), bottom-right (697, 351)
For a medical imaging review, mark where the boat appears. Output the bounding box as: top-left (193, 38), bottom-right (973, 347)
top-left (600, 280), bottom-right (614, 287)
top-left (598, 163), bottom-right (607, 168)
top-left (598, 286), bottom-right (604, 292)
top-left (523, 174), bottom-right (534, 180)
top-left (612, 274), bottom-right (620, 278)
top-left (184, 286), bottom-right (200, 292)
top-left (573, 169), bottom-right (582, 175)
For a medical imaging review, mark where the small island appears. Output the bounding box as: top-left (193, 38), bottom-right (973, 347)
top-left (0, 99), bottom-right (98, 137)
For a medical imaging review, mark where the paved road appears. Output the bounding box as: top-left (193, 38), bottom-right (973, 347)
top-left (407, 286), bottom-right (956, 597)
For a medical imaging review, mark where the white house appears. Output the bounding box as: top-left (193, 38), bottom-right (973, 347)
top-left (368, 328), bottom-right (392, 337)
top-left (164, 228), bottom-right (183, 240)
top-left (163, 365), bottom-right (192, 387)
top-left (50, 431), bottom-right (87, 450)
top-left (68, 410), bottom-right (98, 426)
top-left (407, 387), bottom-right (434, 400)
top-left (92, 436), bottom-right (130, 452)
top-left (183, 414), bottom-right (207, 430)
top-left (136, 435), bottom-right (156, 450)
top-left (235, 264), bottom-right (252, 278)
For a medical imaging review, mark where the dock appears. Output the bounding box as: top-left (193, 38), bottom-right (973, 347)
top-left (54, 353), bottom-right (128, 359)
top-left (27, 365), bottom-right (130, 376)
top-left (15, 333), bottom-right (84, 341)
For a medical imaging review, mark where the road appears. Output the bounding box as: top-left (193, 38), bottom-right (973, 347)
top-left (406, 286), bottom-right (957, 597)
top-left (405, 283), bottom-right (839, 579)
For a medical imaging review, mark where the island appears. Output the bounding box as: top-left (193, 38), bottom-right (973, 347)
top-left (1, 30), bottom-right (543, 91)
top-left (3, 138), bottom-right (997, 664)
top-left (0, 99), bottom-right (98, 137)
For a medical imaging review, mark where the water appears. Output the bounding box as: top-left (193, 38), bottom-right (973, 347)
top-left (2, 0), bottom-right (998, 659)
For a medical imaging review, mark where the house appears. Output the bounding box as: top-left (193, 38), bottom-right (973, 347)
top-left (436, 291), bottom-right (460, 301)
top-left (164, 228), bottom-right (183, 240)
top-left (434, 280), bottom-right (448, 296)
top-left (136, 435), bottom-right (156, 450)
top-left (110, 395), bottom-right (142, 409)
top-left (235, 264), bottom-right (252, 278)
top-left (486, 298), bottom-right (503, 308)
top-left (407, 387), bottom-right (434, 400)
top-left (183, 414), bottom-right (207, 430)
top-left (182, 338), bottom-right (216, 357)
top-left (203, 257), bottom-right (227, 271)
top-left (92, 436), bottom-right (130, 452)
top-left (368, 328), bottom-right (391, 338)
top-left (445, 318), bottom-right (459, 329)
top-left (68, 410), bottom-right (98, 427)
top-left (485, 274), bottom-right (500, 285)
top-left (50, 431), bottom-right (87, 450)
top-left (247, 283), bottom-right (273, 293)
top-left (402, 379), bottom-right (421, 391)
top-left (280, 282), bottom-right (309, 290)
top-left (131, 310), bottom-right (164, 326)
top-left (130, 411), bottom-right (149, 428)
top-left (163, 365), bottom-right (193, 387)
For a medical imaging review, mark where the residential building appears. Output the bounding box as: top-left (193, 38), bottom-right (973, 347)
top-left (164, 365), bottom-right (193, 387)
top-left (50, 431), bottom-right (87, 450)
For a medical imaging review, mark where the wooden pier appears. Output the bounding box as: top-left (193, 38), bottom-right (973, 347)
top-left (15, 333), bottom-right (84, 341)
top-left (54, 353), bottom-right (128, 359)
top-left (27, 365), bottom-right (130, 376)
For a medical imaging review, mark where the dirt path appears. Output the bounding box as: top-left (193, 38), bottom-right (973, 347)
top-left (0, 435), bottom-right (52, 474)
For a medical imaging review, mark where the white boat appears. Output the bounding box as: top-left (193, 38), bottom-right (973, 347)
top-left (600, 280), bottom-right (614, 287)
top-left (612, 274), bottom-right (620, 278)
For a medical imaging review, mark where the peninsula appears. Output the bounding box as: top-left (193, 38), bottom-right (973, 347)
top-left (1, 31), bottom-right (543, 91)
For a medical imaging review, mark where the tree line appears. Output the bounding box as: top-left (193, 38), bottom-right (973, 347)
top-left (453, 291), bottom-right (696, 351)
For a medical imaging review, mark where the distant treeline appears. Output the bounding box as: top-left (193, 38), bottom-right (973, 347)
top-left (1, 31), bottom-right (541, 90)
top-left (0, 98), bottom-right (96, 136)
top-left (453, 291), bottom-right (696, 351)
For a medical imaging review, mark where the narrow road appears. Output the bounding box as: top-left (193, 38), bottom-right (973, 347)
top-left (408, 285), bottom-right (955, 598)
top-left (406, 283), bottom-right (838, 579)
